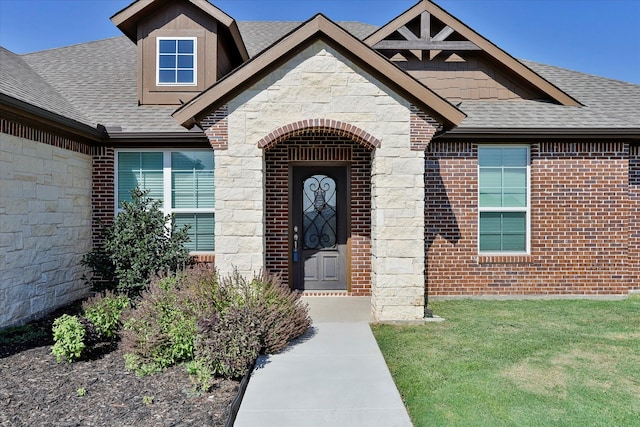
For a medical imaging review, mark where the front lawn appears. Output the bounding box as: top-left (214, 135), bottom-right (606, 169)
top-left (372, 297), bottom-right (640, 427)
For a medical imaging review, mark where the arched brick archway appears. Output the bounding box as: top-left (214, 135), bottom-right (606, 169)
top-left (257, 119), bottom-right (381, 151)
top-left (263, 124), bottom-right (374, 296)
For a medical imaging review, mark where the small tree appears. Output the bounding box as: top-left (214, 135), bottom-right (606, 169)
top-left (83, 187), bottom-right (191, 297)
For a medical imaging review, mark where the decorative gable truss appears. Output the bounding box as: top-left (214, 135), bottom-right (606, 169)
top-left (370, 9), bottom-right (480, 62)
top-left (366, 0), bottom-right (580, 106)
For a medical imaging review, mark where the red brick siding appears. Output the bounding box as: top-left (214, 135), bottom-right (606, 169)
top-left (629, 144), bottom-right (640, 292)
top-left (410, 105), bottom-right (439, 151)
top-left (264, 132), bottom-right (372, 295)
top-left (91, 146), bottom-right (115, 247)
top-left (426, 141), bottom-right (631, 297)
top-left (201, 105), bottom-right (228, 150)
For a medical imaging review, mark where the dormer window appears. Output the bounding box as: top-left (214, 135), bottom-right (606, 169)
top-left (157, 37), bottom-right (197, 86)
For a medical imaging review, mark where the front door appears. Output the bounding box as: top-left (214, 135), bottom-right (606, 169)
top-left (291, 166), bottom-right (348, 290)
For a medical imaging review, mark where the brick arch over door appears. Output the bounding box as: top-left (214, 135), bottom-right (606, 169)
top-left (264, 129), bottom-right (373, 295)
top-left (257, 119), bottom-right (381, 151)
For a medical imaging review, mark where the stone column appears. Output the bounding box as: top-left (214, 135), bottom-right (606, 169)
top-left (212, 137), bottom-right (265, 278)
top-left (370, 148), bottom-right (426, 321)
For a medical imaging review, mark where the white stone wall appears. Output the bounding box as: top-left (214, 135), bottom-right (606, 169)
top-left (216, 40), bottom-right (426, 320)
top-left (0, 133), bottom-right (92, 328)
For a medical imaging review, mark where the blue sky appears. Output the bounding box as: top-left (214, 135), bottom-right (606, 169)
top-left (0, 0), bottom-right (638, 84)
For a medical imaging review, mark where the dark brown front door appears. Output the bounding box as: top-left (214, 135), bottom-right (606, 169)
top-left (291, 166), bottom-right (348, 290)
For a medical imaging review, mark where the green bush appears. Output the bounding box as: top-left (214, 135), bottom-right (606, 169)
top-left (189, 271), bottom-right (310, 389)
top-left (246, 273), bottom-right (311, 354)
top-left (120, 267), bottom-right (311, 388)
top-left (82, 187), bottom-right (191, 297)
top-left (82, 291), bottom-right (130, 340)
top-left (121, 275), bottom-right (199, 376)
top-left (51, 315), bottom-right (86, 363)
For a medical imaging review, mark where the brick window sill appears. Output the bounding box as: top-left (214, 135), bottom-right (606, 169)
top-left (477, 255), bottom-right (534, 265)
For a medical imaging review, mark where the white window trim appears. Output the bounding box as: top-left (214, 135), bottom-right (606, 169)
top-left (477, 144), bottom-right (531, 255)
top-left (156, 37), bottom-right (197, 86)
top-left (114, 149), bottom-right (214, 255)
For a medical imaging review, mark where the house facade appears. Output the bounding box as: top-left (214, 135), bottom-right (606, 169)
top-left (1, 0), bottom-right (639, 327)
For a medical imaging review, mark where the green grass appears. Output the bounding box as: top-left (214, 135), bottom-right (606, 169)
top-left (372, 297), bottom-right (640, 427)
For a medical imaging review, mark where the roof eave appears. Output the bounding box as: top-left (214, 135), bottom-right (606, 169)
top-left (0, 94), bottom-right (106, 142)
top-left (105, 130), bottom-right (208, 146)
top-left (436, 127), bottom-right (640, 141)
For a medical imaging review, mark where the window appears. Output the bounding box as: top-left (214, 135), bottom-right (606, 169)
top-left (157, 38), bottom-right (196, 85)
top-left (478, 146), bottom-right (529, 253)
top-left (116, 150), bottom-right (214, 253)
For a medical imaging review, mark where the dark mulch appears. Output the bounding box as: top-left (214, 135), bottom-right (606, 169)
top-left (0, 306), bottom-right (239, 427)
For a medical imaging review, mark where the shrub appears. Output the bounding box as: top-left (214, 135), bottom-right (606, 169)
top-left (193, 306), bottom-right (262, 387)
top-left (51, 315), bottom-right (86, 363)
top-left (121, 275), bottom-right (198, 376)
top-left (82, 187), bottom-right (191, 297)
top-left (189, 271), bottom-right (310, 389)
top-left (245, 273), bottom-right (311, 354)
top-left (82, 291), bottom-right (130, 340)
top-left (120, 267), bottom-right (312, 388)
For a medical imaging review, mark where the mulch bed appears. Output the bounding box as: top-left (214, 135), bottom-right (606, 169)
top-left (0, 306), bottom-right (240, 427)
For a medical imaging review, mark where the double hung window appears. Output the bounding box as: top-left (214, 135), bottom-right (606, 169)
top-left (157, 37), bottom-right (196, 85)
top-left (116, 150), bottom-right (214, 253)
top-left (478, 146), bottom-right (529, 254)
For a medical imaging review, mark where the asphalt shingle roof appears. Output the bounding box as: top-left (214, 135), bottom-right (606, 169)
top-left (0, 46), bottom-right (92, 126)
top-left (1, 21), bottom-right (638, 134)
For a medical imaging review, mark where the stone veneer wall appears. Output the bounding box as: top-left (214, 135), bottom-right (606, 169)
top-left (425, 141), bottom-right (632, 298)
top-left (201, 40), bottom-right (438, 320)
top-left (0, 119), bottom-right (92, 328)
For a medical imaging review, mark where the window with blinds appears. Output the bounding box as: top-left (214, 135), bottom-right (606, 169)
top-left (116, 151), bottom-right (214, 253)
top-left (478, 146), bottom-right (529, 254)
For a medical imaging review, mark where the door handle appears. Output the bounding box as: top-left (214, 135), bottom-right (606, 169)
top-left (293, 226), bottom-right (299, 262)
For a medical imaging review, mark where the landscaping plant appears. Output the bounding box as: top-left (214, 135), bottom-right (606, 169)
top-left (51, 314), bottom-right (86, 363)
top-left (82, 186), bottom-right (191, 297)
top-left (121, 274), bottom-right (198, 376)
top-left (82, 291), bottom-right (130, 340)
top-left (120, 267), bottom-right (311, 390)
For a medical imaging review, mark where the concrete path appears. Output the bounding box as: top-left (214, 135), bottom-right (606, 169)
top-left (234, 298), bottom-right (413, 427)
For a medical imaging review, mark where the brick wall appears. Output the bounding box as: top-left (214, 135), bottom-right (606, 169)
top-left (629, 144), bottom-right (640, 292)
top-left (264, 131), bottom-right (372, 295)
top-left (425, 141), bottom-right (631, 297)
top-left (91, 146), bottom-right (115, 247)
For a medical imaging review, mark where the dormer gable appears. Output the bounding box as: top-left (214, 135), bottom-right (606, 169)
top-left (111, 0), bottom-right (249, 105)
top-left (366, 0), bottom-right (581, 106)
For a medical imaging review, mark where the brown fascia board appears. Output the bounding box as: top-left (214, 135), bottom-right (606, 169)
top-left (173, 14), bottom-right (465, 130)
top-left (105, 130), bottom-right (209, 147)
top-left (436, 127), bottom-right (640, 141)
top-left (0, 93), bottom-right (106, 142)
top-left (110, 0), bottom-right (249, 60)
top-left (366, 0), bottom-right (582, 107)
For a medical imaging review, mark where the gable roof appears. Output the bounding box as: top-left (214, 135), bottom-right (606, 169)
top-left (238, 21), bottom-right (378, 58)
top-left (111, 0), bottom-right (249, 61)
top-left (173, 14), bottom-right (466, 130)
top-left (365, 0), bottom-right (581, 107)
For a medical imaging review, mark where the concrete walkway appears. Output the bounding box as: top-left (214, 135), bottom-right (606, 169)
top-left (234, 297), bottom-right (413, 427)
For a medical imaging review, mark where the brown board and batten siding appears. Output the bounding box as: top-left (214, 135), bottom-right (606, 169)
top-left (399, 52), bottom-right (548, 102)
top-left (137, 2), bottom-right (220, 105)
